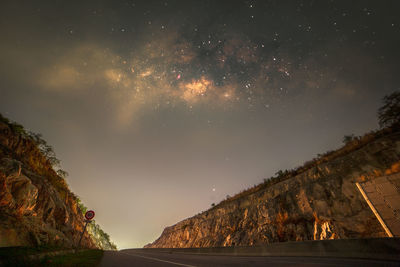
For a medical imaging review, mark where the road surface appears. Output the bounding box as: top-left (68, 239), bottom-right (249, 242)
top-left (99, 250), bottom-right (400, 267)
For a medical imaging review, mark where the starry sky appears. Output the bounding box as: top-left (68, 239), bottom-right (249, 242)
top-left (1, 0), bottom-right (399, 248)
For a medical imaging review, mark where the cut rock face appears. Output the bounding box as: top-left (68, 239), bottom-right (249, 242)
top-left (146, 130), bottom-right (400, 248)
top-left (0, 121), bottom-right (96, 248)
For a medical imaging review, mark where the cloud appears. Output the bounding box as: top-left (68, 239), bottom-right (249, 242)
top-left (37, 44), bottom-right (119, 92)
top-left (40, 65), bottom-right (82, 91)
top-left (180, 77), bottom-right (213, 103)
top-left (36, 29), bottom-right (334, 127)
top-left (31, 36), bottom-right (263, 128)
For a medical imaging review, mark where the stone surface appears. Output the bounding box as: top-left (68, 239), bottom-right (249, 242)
top-left (146, 130), bottom-right (400, 248)
top-left (359, 172), bottom-right (400, 236)
top-left (0, 121), bottom-right (96, 248)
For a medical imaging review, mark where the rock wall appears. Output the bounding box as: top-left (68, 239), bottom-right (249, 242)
top-left (0, 120), bottom-right (109, 248)
top-left (87, 221), bottom-right (116, 250)
top-left (146, 130), bottom-right (400, 248)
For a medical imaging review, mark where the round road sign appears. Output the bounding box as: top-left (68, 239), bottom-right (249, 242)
top-left (85, 210), bottom-right (95, 220)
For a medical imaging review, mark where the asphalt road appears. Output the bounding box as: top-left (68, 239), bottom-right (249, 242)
top-left (99, 250), bottom-right (400, 267)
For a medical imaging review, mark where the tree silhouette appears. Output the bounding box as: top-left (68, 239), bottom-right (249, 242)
top-left (28, 131), bottom-right (61, 168)
top-left (378, 91), bottom-right (400, 128)
top-left (342, 134), bottom-right (355, 144)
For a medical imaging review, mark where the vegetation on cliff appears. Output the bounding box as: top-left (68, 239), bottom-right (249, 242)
top-left (76, 199), bottom-right (117, 250)
top-left (212, 91), bottom-right (400, 209)
top-left (378, 91), bottom-right (400, 128)
top-left (0, 114), bottom-right (116, 250)
top-left (146, 91), bottom-right (400, 248)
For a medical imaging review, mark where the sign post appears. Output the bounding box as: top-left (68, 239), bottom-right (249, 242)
top-left (77, 210), bottom-right (95, 249)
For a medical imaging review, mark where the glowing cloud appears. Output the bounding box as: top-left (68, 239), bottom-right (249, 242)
top-left (105, 69), bottom-right (124, 84)
top-left (181, 77), bottom-right (213, 102)
top-left (140, 69), bottom-right (153, 77)
top-left (39, 65), bottom-right (82, 91)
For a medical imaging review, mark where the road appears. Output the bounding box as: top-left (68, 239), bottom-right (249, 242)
top-left (99, 250), bottom-right (400, 267)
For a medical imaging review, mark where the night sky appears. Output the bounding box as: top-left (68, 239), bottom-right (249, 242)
top-left (1, 0), bottom-right (399, 248)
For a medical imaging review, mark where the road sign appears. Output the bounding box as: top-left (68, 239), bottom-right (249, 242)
top-left (78, 210), bottom-right (95, 248)
top-left (85, 210), bottom-right (95, 221)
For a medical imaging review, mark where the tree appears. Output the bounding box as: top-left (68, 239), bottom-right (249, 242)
top-left (10, 122), bottom-right (26, 136)
top-left (48, 156), bottom-right (61, 168)
top-left (57, 169), bottom-right (69, 178)
top-left (343, 134), bottom-right (355, 144)
top-left (378, 91), bottom-right (400, 128)
top-left (28, 131), bottom-right (61, 168)
top-left (28, 132), bottom-right (44, 145)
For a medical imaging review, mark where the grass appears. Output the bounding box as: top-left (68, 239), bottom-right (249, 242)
top-left (0, 246), bottom-right (62, 259)
top-left (0, 248), bottom-right (104, 267)
top-left (37, 250), bottom-right (104, 267)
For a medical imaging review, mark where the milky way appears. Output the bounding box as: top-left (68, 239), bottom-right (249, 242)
top-left (24, 0), bottom-right (398, 128)
top-left (38, 27), bottom-right (297, 126)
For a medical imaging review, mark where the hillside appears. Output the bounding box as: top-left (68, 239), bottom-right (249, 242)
top-left (145, 125), bottom-right (400, 248)
top-left (0, 114), bottom-right (116, 249)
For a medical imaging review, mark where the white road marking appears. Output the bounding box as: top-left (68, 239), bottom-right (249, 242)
top-left (120, 251), bottom-right (197, 267)
top-left (267, 259), bottom-right (351, 266)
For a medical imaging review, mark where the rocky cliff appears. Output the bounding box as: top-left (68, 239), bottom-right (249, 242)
top-left (0, 115), bottom-right (115, 249)
top-left (146, 127), bottom-right (400, 248)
